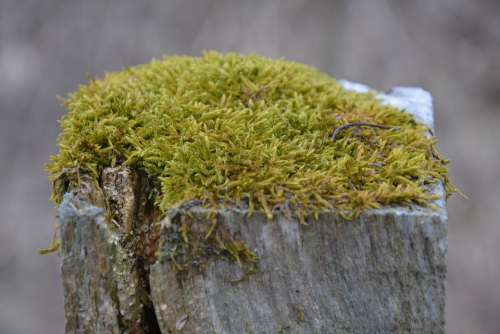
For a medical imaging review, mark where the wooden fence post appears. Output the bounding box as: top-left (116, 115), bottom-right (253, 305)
top-left (58, 82), bottom-right (447, 333)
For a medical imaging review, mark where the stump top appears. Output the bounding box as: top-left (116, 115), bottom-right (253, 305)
top-left (48, 53), bottom-right (454, 221)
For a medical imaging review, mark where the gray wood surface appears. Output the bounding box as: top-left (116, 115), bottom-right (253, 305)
top-left (152, 204), bottom-right (446, 333)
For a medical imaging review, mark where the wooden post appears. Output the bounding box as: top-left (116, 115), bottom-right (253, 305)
top-left (58, 83), bottom-right (447, 333)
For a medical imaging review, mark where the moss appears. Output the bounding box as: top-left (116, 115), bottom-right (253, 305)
top-left (48, 51), bottom-right (455, 221)
top-left (157, 207), bottom-right (257, 280)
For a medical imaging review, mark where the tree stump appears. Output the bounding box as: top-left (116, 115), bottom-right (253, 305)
top-left (58, 82), bottom-right (447, 334)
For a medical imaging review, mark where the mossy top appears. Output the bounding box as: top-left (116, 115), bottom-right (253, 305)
top-left (48, 52), bottom-right (454, 220)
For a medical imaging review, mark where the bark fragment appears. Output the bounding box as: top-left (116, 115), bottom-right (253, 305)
top-left (59, 169), bottom-right (161, 334)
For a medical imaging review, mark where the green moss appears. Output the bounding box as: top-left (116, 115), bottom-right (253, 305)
top-left (48, 51), bottom-right (455, 220)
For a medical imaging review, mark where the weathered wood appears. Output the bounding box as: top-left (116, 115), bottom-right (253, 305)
top-left (58, 83), bottom-right (447, 333)
top-left (151, 203), bottom-right (446, 333)
top-left (59, 169), bottom-right (161, 334)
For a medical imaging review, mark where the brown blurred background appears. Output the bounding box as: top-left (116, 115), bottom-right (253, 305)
top-left (0, 0), bottom-right (498, 333)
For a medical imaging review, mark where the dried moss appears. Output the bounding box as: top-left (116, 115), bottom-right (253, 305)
top-left (48, 51), bottom-right (455, 220)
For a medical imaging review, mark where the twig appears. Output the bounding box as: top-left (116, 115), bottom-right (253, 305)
top-left (243, 86), bottom-right (268, 106)
top-left (331, 122), bottom-right (397, 141)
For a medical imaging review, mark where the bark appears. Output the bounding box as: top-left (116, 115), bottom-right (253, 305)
top-left (59, 169), bottom-right (161, 334)
top-left (58, 83), bottom-right (447, 334)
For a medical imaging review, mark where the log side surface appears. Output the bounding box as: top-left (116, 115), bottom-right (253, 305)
top-left (58, 82), bottom-right (447, 334)
top-left (59, 169), bottom-right (161, 334)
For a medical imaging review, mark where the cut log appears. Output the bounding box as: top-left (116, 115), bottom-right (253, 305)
top-left (58, 83), bottom-right (447, 333)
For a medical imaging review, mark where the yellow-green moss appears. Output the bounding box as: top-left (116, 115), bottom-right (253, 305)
top-left (48, 52), bottom-right (455, 220)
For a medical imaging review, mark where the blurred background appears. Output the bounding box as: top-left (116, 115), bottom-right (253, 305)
top-left (0, 0), bottom-right (498, 333)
